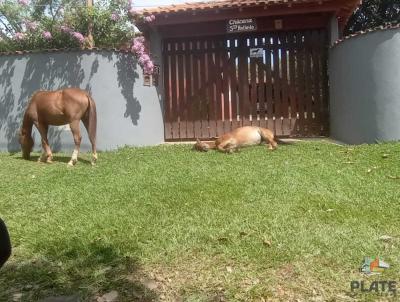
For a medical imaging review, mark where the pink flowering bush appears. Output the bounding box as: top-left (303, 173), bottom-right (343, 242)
top-left (143, 15), bottom-right (156, 23)
top-left (17, 0), bottom-right (29, 6)
top-left (111, 12), bottom-right (120, 21)
top-left (131, 37), bottom-right (145, 54)
top-left (71, 32), bottom-right (85, 44)
top-left (25, 21), bottom-right (38, 31)
top-left (42, 31), bottom-right (52, 40)
top-left (14, 32), bottom-right (26, 41)
top-left (0, 0), bottom-right (155, 74)
top-left (60, 25), bottom-right (72, 33)
top-left (130, 36), bottom-right (155, 74)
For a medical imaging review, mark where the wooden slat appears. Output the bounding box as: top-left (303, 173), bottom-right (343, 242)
top-left (185, 40), bottom-right (194, 138)
top-left (244, 37), bottom-right (252, 127)
top-left (279, 32), bottom-right (290, 136)
top-left (257, 36), bottom-right (267, 128)
top-left (230, 39), bottom-right (240, 131)
top-left (222, 41), bottom-right (232, 134)
top-left (320, 30), bottom-right (329, 135)
top-left (303, 31), bottom-right (313, 136)
top-left (170, 42), bottom-right (180, 139)
top-left (215, 40), bottom-right (224, 136)
top-left (249, 37), bottom-right (258, 127)
top-left (295, 32), bottom-right (306, 135)
top-left (207, 39), bottom-right (217, 138)
top-left (272, 34), bottom-right (282, 136)
top-left (263, 34), bottom-right (273, 130)
top-left (163, 41), bottom-right (172, 139)
top-left (310, 30), bottom-right (321, 135)
top-left (177, 41), bottom-right (186, 139)
top-left (287, 32), bottom-right (299, 136)
top-left (201, 39), bottom-right (210, 139)
top-left (237, 37), bottom-right (247, 127)
top-left (193, 40), bottom-right (202, 139)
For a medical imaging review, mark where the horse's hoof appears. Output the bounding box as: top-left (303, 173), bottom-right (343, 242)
top-left (67, 160), bottom-right (76, 167)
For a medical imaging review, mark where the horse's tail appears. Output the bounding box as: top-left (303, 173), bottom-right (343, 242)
top-left (86, 94), bottom-right (97, 151)
top-left (275, 138), bottom-right (293, 145)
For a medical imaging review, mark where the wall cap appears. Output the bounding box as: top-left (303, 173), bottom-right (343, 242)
top-left (331, 22), bottom-right (400, 49)
top-left (0, 47), bottom-right (133, 57)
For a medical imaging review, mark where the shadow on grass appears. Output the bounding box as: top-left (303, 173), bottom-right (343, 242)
top-left (0, 240), bottom-right (158, 301)
top-left (14, 155), bottom-right (93, 165)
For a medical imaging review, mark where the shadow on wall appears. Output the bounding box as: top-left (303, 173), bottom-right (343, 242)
top-left (0, 60), bottom-right (18, 151)
top-left (112, 53), bottom-right (141, 126)
top-left (0, 51), bottom-right (141, 152)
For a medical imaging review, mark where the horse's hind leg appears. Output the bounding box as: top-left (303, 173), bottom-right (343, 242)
top-left (68, 121), bottom-right (82, 167)
top-left (82, 117), bottom-right (97, 165)
top-left (259, 128), bottom-right (277, 150)
top-left (217, 141), bottom-right (235, 154)
top-left (36, 123), bottom-right (53, 163)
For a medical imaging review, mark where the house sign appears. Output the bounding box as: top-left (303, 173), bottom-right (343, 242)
top-left (227, 18), bottom-right (257, 33)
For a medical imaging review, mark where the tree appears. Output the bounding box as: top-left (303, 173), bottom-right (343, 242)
top-left (345, 0), bottom-right (400, 35)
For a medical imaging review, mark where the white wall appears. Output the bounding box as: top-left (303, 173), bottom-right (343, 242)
top-left (0, 50), bottom-right (164, 152)
top-left (329, 28), bottom-right (400, 144)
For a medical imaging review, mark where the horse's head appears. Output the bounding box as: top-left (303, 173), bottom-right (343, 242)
top-left (193, 138), bottom-right (210, 152)
top-left (19, 129), bottom-right (34, 159)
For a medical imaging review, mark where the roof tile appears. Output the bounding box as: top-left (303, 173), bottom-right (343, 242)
top-left (140, 0), bottom-right (333, 15)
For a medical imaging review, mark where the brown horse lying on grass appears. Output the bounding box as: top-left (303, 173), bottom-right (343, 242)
top-left (19, 88), bottom-right (97, 166)
top-left (193, 126), bottom-right (288, 153)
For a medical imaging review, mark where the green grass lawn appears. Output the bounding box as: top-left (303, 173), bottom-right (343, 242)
top-left (0, 141), bottom-right (399, 301)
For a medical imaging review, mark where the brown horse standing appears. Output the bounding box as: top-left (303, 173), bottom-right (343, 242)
top-left (19, 88), bottom-right (97, 166)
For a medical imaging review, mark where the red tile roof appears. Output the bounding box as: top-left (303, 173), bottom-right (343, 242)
top-left (140, 0), bottom-right (356, 15)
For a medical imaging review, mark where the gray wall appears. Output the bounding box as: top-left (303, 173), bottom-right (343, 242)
top-left (0, 49), bottom-right (164, 152)
top-left (329, 28), bottom-right (400, 144)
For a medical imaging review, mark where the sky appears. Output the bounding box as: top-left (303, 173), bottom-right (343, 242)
top-left (133, 0), bottom-right (211, 8)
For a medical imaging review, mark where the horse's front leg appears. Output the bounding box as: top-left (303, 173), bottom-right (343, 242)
top-left (217, 141), bottom-right (235, 154)
top-left (68, 121), bottom-right (82, 167)
top-left (37, 123), bottom-right (53, 163)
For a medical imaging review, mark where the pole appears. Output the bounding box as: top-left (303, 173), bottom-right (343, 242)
top-left (86, 0), bottom-right (94, 48)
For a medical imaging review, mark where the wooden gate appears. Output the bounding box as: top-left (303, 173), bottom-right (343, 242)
top-left (163, 29), bottom-right (329, 140)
